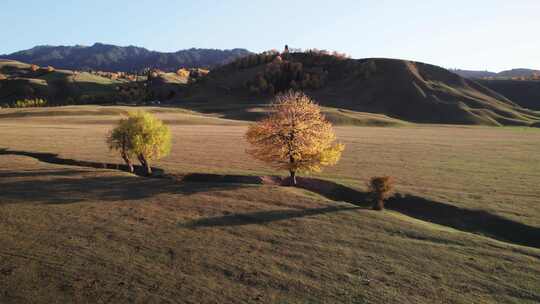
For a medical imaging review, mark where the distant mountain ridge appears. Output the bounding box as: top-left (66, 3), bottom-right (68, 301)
top-left (0, 43), bottom-right (252, 72)
top-left (451, 68), bottom-right (540, 79)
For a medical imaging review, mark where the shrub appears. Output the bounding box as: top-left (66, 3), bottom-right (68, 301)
top-left (368, 176), bottom-right (394, 210)
top-left (13, 98), bottom-right (47, 108)
top-left (246, 91), bottom-right (344, 185)
top-left (107, 111), bottom-right (171, 175)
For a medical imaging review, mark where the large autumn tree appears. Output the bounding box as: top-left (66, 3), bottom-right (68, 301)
top-left (107, 111), bottom-right (171, 175)
top-left (246, 91), bottom-right (344, 185)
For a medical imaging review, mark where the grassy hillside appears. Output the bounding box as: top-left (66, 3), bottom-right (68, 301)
top-left (478, 79), bottom-right (540, 110)
top-left (185, 53), bottom-right (540, 126)
top-left (0, 59), bottom-right (122, 105)
top-left (0, 106), bottom-right (539, 303)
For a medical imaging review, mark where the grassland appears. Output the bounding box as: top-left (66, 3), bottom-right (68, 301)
top-left (1, 106), bottom-right (539, 303)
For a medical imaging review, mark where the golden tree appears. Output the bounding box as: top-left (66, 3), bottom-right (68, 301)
top-left (246, 91), bottom-right (344, 185)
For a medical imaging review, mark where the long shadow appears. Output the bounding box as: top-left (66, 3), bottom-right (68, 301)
top-left (180, 173), bottom-right (268, 184)
top-left (183, 206), bottom-right (361, 228)
top-left (386, 194), bottom-right (540, 248)
top-left (294, 177), bottom-right (371, 207)
top-left (0, 175), bottom-right (252, 205)
top-left (0, 148), bottom-right (164, 177)
top-left (0, 169), bottom-right (91, 178)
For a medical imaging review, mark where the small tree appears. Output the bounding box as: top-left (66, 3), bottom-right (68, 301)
top-left (107, 111), bottom-right (171, 175)
top-left (368, 176), bottom-right (394, 210)
top-left (245, 91), bottom-right (344, 185)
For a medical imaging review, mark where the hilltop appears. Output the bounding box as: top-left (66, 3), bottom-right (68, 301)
top-left (0, 43), bottom-right (251, 72)
top-left (184, 51), bottom-right (540, 126)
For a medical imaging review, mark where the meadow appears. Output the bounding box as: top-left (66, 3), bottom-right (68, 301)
top-left (1, 106), bottom-right (539, 303)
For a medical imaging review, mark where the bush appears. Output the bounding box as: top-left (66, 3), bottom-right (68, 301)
top-left (13, 98), bottom-right (47, 108)
top-left (368, 176), bottom-right (394, 210)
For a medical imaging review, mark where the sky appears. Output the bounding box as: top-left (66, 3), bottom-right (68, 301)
top-left (1, 0), bottom-right (539, 72)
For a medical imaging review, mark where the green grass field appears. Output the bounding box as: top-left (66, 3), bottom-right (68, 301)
top-left (1, 106), bottom-right (539, 303)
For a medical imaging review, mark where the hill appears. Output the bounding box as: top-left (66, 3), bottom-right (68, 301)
top-left (478, 79), bottom-right (540, 110)
top-left (498, 68), bottom-right (540, 78)
top-left (184, 52), bottom-right (540, 126)
top-left (3, 54), bottom-right (539, 127)
top-left (450, 69), bottom-right (497, 79)
top-left (0, 59), bottom-right (125, 105)
top-left (453, 68), bottom-right (540, 79)
top-left (0, 43), bottom-right (251, 72)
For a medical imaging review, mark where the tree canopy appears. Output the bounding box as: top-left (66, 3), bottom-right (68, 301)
top-left (245, 91), bottom-right (344, 185)
top-left (107, 111), bottom-right (171, 175)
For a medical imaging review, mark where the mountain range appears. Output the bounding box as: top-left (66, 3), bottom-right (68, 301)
top-left (0, 43), bottom-right (251, 72)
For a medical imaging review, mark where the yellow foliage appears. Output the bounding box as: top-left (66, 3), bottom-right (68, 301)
top-left (176, 68), bottom-right (190, 78)
top-left (107, 111), bottom-right (171, 175)
top-left (245, 91), bottom-right (344, 183)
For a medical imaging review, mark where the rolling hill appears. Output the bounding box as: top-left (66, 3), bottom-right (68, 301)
top-left (2, 52), bottom-right (540, 126)
top-left (0, 43), bottom-right (251, 72)
top-left (478, 79), bottom-right (540, 110)
top-left (452, 68), bottom-right (540, 79)
top-left (184, 52), bottom-right (540, 126)
top-left (0, 59), bottom-right (124, 105)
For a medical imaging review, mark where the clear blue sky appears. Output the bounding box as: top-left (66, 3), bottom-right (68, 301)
top-left (2, 0), bottom-right (539, 71)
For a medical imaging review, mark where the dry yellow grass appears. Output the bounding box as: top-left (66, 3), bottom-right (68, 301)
top-left (1, 106), bottom-right (539, 303)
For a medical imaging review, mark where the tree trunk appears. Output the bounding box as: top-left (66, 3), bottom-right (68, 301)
top-left (138, 154), bottom-right (152, 176)
top-left (373, 197), bottom-right (384, 210)
top-left (120, 136), bottom-right (134, 173)
top-left (289, 170), bottom-right (297, 186)
top-left (145, 161), bottom-right (152, 175)
top-left (121, 153), bottom-right (134, 173)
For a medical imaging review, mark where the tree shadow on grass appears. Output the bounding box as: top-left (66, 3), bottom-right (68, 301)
top-left (386, 194), bottom-right (540, 248)
top-left (0, 169), bottom-right (92, 178)
top-left (182, 206), bottom-right (361, 228)
top-left (294, 177), bottom-right (371, 207)
top-left (0, 175), bottom-right (252, 205)
top-left (0, 148), bottom-right (164, 177)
